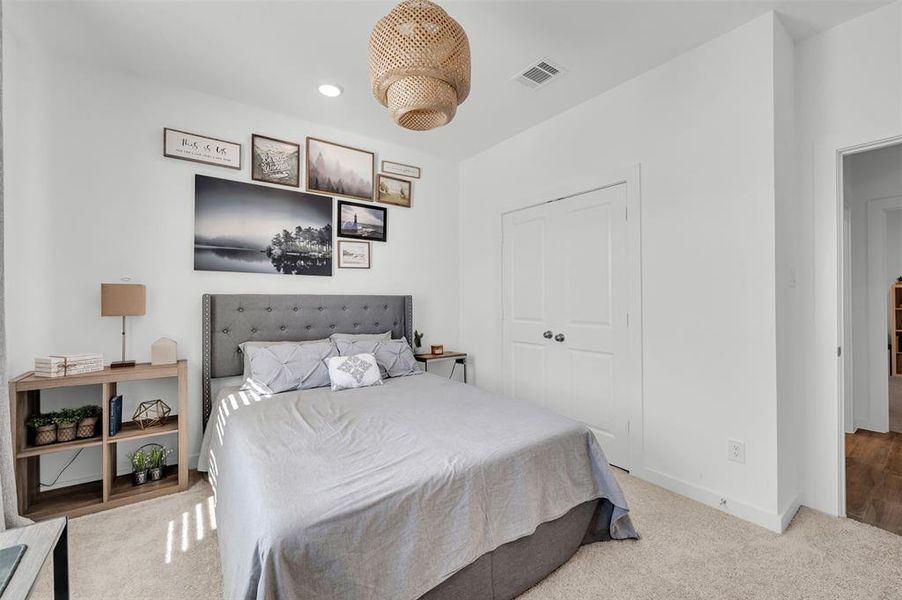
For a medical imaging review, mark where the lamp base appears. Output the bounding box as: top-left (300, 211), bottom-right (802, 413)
top-left (110, 360), bottom-right (136, 369)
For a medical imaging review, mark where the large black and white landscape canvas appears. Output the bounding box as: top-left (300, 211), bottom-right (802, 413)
top-left (306, 137), bottom-right (374, 202)
top-left (194, 175), bottom-right (333, 276)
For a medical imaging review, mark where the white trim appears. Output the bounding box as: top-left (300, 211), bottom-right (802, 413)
top-left (842, 206), bottom-right (854, 434)
top-left (779, 494), bottom-right (803, 532)
top-left (632, 466), bottom-right (787, 533)
top-left (499, 164), bottom-right (644, 473)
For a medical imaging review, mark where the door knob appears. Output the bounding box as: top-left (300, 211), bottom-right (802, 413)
top-left (554, 333), bottom-right (565, 342)
top-left (543, 330), bottom-right (553, 339)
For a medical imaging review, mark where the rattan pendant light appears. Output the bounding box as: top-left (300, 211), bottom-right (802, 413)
top-left (369, 0), bottom-right (470, 131)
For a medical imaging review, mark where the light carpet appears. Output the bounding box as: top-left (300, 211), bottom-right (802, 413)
top-left (31, 471), bottom-right (902, 599)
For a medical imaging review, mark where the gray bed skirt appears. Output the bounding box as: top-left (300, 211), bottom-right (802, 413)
top-left (421, 499), bottom-right (608, 600)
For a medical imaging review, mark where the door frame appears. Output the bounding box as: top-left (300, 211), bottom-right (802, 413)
top-left (499, 164), bottom-right (643, 472)
top-left (821, 134), bottom-right (902, 518)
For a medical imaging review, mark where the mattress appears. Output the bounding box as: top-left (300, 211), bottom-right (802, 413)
top-left (200, 373), bottom-right (636, 600)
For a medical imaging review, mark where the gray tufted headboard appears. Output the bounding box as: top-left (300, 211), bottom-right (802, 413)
top-left (201, 293), bottom-right (413, 427)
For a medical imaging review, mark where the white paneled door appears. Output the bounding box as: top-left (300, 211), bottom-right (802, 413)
top-left (502, 184), bottom-right (632, 469)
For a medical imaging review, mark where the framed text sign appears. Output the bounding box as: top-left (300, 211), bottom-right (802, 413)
top-left (164, 128), bottom-right (242, 170)
top-left (381, 160), bottom-right (420, 179)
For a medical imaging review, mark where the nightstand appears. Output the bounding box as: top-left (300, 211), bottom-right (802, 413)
top-left (415, 352), bottom-right (467, 383)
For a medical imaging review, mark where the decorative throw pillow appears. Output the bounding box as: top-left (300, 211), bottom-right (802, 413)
top-left (334, 339), bottom-right (422, 378)
top-left (329, 331), bottom-right (392, 342)
top-left (238, 339), bottom-right (329, 382)
top-left (243, 340), bottom-right (337, 394)
top-left (327, 353), bottom-right (383, 391)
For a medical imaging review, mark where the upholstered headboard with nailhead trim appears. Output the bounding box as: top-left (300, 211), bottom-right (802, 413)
top-left (201, 294), bottom-right (413, 427)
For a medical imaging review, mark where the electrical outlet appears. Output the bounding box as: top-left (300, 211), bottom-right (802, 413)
top-left (728, 439), bottom-right (745, 464)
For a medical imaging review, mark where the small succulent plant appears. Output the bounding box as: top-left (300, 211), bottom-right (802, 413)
top-left (26, 414), bottom-right (55, 428)
top-left (148, 446), bottom-right (172, 469)
top-left (51, 409), bottom-right (79, 426)
top-left (129, 450), bottom-right (148, 472)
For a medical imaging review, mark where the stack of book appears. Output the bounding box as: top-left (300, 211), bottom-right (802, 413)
top-left (34, 353), bottom-right (104, 377)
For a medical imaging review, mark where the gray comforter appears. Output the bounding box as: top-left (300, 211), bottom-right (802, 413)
top-left (201, 373), bottom-right (636, 600)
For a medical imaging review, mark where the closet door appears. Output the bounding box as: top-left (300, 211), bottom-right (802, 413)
top-left (502, 203), bottom-right (555, 408)
top-left (502, 183), bottom-right (631, 469)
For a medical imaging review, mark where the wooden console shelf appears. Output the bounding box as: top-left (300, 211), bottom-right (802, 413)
top-left (9, 360), bottom-right (188, 520)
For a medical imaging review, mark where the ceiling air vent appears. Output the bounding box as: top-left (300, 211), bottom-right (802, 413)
top-left (514, 59), bottom-right (565, 90)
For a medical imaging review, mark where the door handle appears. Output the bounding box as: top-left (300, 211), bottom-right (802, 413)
top-left (543, 330), bottom-right (553, 339)
top-left (554, 333), bottom-right (565, 342)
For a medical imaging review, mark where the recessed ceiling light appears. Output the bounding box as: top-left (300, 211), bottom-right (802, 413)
top-left (318, 84), bottom-right (343, 98)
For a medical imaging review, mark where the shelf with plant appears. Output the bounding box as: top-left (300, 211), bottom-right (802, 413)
top-left (20, 405), bottom-right (104, 457)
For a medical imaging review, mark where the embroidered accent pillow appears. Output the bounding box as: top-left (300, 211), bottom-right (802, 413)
top-left (244, 340), bottom-right (337, 394)
top-left (327, 353), bottom-right (383, 391)
top-left (334, 339), bottom-right (422, 378)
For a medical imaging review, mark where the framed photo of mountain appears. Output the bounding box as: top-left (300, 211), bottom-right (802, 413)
top-left (252, 134), bottom-right (300, 187)
top-left (306, 137), bottom-right (375, 202)
top-left (337, 200), bottom-right (387, 242)
top-left (194, 175), bottom-right (333, 276)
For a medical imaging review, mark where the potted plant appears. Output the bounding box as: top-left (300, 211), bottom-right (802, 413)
top-left (129, 450), bottom-right (149, 486)
top-left (52, 409), bottom-right (79, 443)
top-left (414, 330), bottom-right (425, 354)
top-left (74, 405), bottom-right (102, 439)
top-left (26, 413), bottom-right (57, 446)
top-left (147, 445), bottom-right (172, 481)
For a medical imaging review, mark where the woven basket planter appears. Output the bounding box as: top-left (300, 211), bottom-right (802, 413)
top-left (33, 424), bottom-right (57, 446)
top-left (56, 423), bottom-right (77, 443)
top-left (369, 0), bottom-right (470, 130)
top-left (76, 417), bottom-right (99, 439)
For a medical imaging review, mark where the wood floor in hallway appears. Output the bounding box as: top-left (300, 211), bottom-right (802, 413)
top-left (846, 429), bottom-right (902, 534)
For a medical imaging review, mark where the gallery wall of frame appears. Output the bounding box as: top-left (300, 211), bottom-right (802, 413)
top-left (162, 127), bottom-right (420, 276)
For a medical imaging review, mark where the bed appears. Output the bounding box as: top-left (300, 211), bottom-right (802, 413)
top-left (198, 294), bottom-right (637, 600)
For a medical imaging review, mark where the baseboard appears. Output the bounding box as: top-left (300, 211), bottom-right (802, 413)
top-left (778, 494), bottom-right (803, 531)
top-left (631, 466), bottom-right (785, 533)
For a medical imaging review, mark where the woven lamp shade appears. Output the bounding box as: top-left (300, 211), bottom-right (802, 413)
top-left (369, 0), bottom-right (470, 131)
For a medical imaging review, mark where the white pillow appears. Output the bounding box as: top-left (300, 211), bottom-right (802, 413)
top-left (327, 353), bottom-right (383, 391)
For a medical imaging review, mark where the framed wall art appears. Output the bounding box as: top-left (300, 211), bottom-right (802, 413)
top-left (252, 134), bottom-right (301, 187)
top-left (163, 128), bottom-right (241, 169)
top-left (337, 200), bottom-right (387, 242)
top-left (194, 175), bottom-right (333, 276)
top-left (338, 241), bottom-right (371, 269)
top-left (306, 137), bottom-right (375, 201)
top-left (377, 174), bottom-right (412, 208)
top-left (381, 160), bottom-right (420, 179)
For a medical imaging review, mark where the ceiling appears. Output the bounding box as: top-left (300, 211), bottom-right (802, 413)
top-left (5, 0), bottom-right (892, 160)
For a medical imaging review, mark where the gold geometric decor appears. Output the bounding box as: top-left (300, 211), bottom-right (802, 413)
top-left (369, 0), bottom-right (470, 131)
top-left (132, 399), bottom-right (172, 430)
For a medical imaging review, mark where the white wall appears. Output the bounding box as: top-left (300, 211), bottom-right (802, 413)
top-left (461, 13), bottom-right (786, 529)
top-left (3, 38), bottom-right (461, 487)
top-left (774, 15), bottom-right (803, 525)
top-left (796, 1), bottom-right (902, 514)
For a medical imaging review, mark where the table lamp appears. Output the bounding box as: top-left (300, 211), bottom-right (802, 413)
top-left (101, 283), bottom-right (146, 368)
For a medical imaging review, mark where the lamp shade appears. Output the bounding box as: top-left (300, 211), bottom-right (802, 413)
top-left (101, 284), bottom-right (146, 317)
top-left (369, 0), bottom-right (470, 131)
